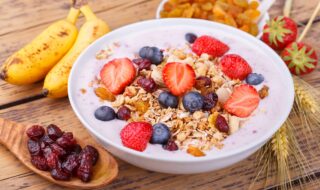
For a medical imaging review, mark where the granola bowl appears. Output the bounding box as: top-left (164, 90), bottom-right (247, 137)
top-left (68, 19), bottom-right (294, 174)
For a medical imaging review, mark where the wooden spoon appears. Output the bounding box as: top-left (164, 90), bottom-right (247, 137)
top-left (0, 118), bottom-right (118, 189)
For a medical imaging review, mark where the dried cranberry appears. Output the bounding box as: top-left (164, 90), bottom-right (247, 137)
top-left (31, 155), bottom-right (48, 171)
top-left (47, 124), bottom-right (63, 140)
top-left (26, 125), bottom-right (45, 140)
top-left (27, 139), bottom-right (41, 156)
top-left (77, 153), bottom-right (93, 182)
top-left (56, 132), bottom-right (77, 149)
top-left (82, 145), bottom-right (99, 166)
top-left (195, 76), bottom-right (211, 89)
top-left (50, 143), bottom-right (67, 158)
top-left (202, 92), bottom-right (218, 111)
top-left (117, 106), bottom-right (131, 121)
top-left (40, 135), bottom-right (55, 146)
top-left (215, 115), bottom-right (229, 133)
top-left (62, 154), bottom-right (80, 174)
top-left (43, 146), bottom-right (59, 169)
top-left (162, 140), bottom-right (178, 151)
top-left (132, 58), bottom-right (152, 71)
top-left (69, 144), bottom-right (82, 154)
top-left (137, 77), bottom-right (157, 93)
top-left (51, 168), bottom-right (71, 181)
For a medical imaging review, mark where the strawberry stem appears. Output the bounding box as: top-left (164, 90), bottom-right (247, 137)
top-left (298, 1), bottom-right (320, 42)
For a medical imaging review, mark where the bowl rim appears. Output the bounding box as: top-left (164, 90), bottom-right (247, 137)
top-left (155, 0), bottom-right (270, 38)
top-left (68, 18), bottom-right (294, 162)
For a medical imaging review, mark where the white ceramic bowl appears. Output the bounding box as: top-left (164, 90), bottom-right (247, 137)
top-left (68, 19), bottom-right (294, 174)
top-left (155, 0), bottom-right (269, 38)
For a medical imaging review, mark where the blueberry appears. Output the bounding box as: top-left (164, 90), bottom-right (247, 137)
top-left (158, 91), bottom-right (178, 108)
top-left (138, 46), bottom-right (163, 65)
top-left (139, 46), bottom-right (150, 58)
top-left (185, 33), bottom-right (197, 43)
top-left (182, 91), bottom-right (204, 113)
top-left (246, 73), bottom-right (264, 85)
top-left (150, 123), bottom-right (171, 145)
top-left (94, 106), bottom-right (116, 121)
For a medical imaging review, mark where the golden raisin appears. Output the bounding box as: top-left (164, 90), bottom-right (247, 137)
top-left (208, 112), bottom-right (219, 127)
top-left (249, 1), bottom-right (259, 9)
top-left (187, 145), bottom-right (206, 157)
top-left (94, 87), bottom-right (116, 102)
top-left (133, 101), bottom-right (150, 113)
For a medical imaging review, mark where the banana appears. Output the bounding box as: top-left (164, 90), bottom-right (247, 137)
top-left (0, 8), bottom-right (80, 85)
top-left (43, 4), bottom-right (110, 98)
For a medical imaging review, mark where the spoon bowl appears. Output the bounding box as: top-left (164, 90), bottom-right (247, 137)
top-left (0, 118), bottom-right (118, 189)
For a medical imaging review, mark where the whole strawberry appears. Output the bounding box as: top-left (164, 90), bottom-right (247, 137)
top-left (192, 35), bottom-right (229, 57)
top-left (120, 122), bottom-right (152, 152)
top-left (281, 42), bottom-right (318, 75)
top-left (262, 16), bottom-right (298, 51)
top-left (220, 54), bottom-right (252, 80)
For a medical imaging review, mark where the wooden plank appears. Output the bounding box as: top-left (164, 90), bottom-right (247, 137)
top-left (1, 0), bottom-right (320, 107)
top-left (0, 98), bottom-right (319, 190)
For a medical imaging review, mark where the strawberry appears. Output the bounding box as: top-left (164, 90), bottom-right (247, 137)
top-left (281, 42), bottom-right (318, 75)
top-left (192, 35), bottom-right (229, 57)
top-left (100, 58), bottom-right (136, 95)
top-left (262, 16), bottom-right (298, 51)
top-left (224, 84), bottom-right (260, 118)
top-left (120, 122), bottom-right (152, 152)
top-left (220, 54), bottom-right (252, 80)
top-left (162, 62), bottom-right (196, 96)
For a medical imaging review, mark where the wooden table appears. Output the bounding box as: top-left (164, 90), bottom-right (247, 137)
top-left (1, 0), bottom-right (320, 189)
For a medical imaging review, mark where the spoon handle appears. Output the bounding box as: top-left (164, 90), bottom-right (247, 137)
top-left (258, 0), bottom-right (276, 21)
top-left (0, 118), bottom-right (26, 156)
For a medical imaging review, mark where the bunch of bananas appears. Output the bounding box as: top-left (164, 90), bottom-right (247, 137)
top-left (0, 0), bottom-right (110, 98)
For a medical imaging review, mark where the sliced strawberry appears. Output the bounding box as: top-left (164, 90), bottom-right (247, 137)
top-left (220, 54), bottom-right (252, 80)
top-left (192, 35), bottom-right (229, 57)
top-left (162, 62), bottom-right (196, 96)
top-left (120, 122), bottom-right (152, 152)
top-left (224, 84), bottom-right (260, 118)
top-left (100, 58), bottom-right (136, 95)
top-left (281, 42), bottom-right (318, 75)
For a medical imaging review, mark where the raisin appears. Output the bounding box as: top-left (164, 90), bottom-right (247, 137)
top-left (82, 145), bottom-right (99, 166)
top-left (137, 77), bottom-right (157, 93)
top-left (195, 76), bottom-right (211, 89)
top-left (26, 125), bottom-right (45, 140)
top-left (116, 106), bottom-right (131, 121)
top-left (27, 139), bottom-right (41, 156)
top-left (215, 115), bottom-right (229, 133)
top-left (62, 154), bottom-right (80, 174)
top-left (50, 143), bottom-right (67, 158)
top-left (202, 92), bottom-right (218, 111)
top-left (31, 155), bottom-right (48, 171)
top-left (77, 153), bottom-right (93, 182)
top-left (132, 58), bottom-right (152, 71)
top-left (56, 132), bottom-right (77, 149)
top-left (51, 168), bottom-right (71, 181)
top-left (47, 124), bottom-right (63, 140)
top-left (162, 140), bottom-right (179, 151)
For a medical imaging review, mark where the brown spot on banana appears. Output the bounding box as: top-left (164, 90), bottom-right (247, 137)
top-left (42, 88), bottom-right (49, 97)
top-left (0, 69), bottom-right (7, 80)
top-left (58, 30), bottom-right (69, 37)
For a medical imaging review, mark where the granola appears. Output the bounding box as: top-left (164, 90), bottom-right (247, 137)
top-left (91, 34), bottom-right (267, 155)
